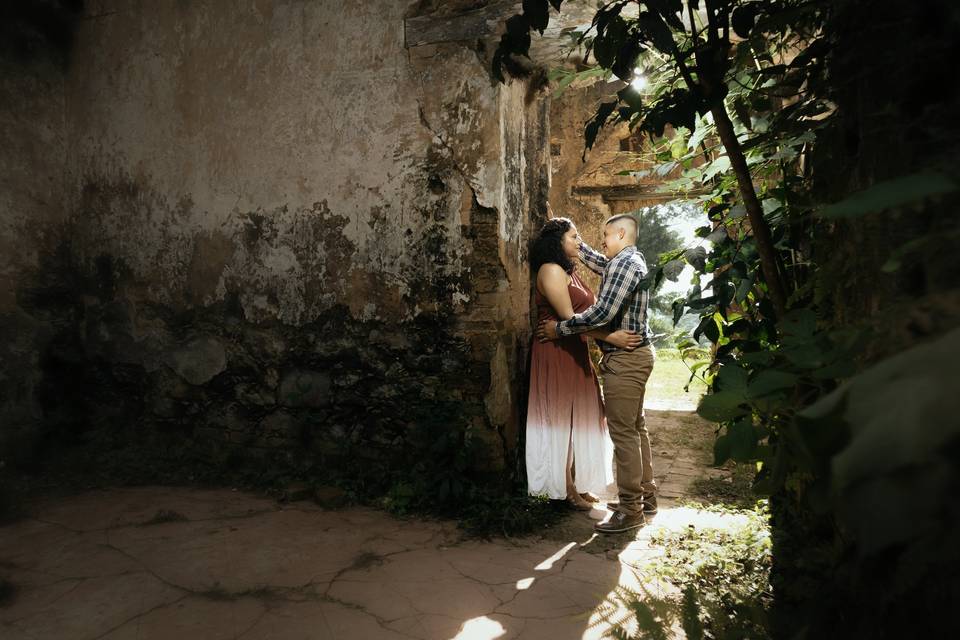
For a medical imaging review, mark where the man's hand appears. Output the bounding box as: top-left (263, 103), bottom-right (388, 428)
top-left (606, 329), bottom-right (643, 351)
top-left (537, 319), bottom-right (560, 342)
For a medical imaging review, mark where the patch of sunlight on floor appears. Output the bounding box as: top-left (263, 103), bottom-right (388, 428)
top-left (643, 504), bottom-right (758, 534)
top-left (534, 541), bottom-right (577, 570)
top-left (515, 577), bottom-right (535, 590)
top-left (450, 616), bottom-right (506, 640)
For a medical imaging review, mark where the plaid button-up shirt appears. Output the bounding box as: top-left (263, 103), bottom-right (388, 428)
top-left (556, 243), bottom-right (651, 353)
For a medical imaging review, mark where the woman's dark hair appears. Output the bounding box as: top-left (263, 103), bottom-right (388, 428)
top-left (530, 217), bottom-right (575, 274)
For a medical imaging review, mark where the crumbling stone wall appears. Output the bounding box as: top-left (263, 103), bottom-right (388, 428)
top-left (0, 45), bottom-right (70, 462)
top-left (1, 0), bottom-right (549, 481)
top-left (548, 79), bottom-right (674, 292)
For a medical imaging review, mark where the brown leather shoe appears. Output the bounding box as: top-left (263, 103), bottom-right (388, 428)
top-left (641, 493), bottom-right (658, 515)
top-left (594, 510), bottom-right (645, 534)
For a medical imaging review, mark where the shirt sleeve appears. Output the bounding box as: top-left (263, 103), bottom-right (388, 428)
top-left (557, 256), bottom-right (642, 336)
top-left (578, 242), bottom-right (607, 275)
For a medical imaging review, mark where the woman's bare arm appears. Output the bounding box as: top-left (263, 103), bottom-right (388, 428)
top-left (537, 263), bottom-right (576, 319)
top-left (537, 264), bottom-right (641, 349)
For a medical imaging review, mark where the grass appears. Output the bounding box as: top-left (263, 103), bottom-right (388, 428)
top-left (597, 502), bottom-right (772, 639)
top-left (645, 349), bottom-right (708, 411)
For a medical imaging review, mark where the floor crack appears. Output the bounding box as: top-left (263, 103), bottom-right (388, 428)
top-left (87, 594), bottom-right (190, 640)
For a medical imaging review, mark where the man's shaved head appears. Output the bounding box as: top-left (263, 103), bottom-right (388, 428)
top-left (604, 214), bottom-right (638, 242)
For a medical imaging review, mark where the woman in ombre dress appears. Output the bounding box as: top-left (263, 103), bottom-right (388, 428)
top-left (525, 217), bottom-right (643, 509)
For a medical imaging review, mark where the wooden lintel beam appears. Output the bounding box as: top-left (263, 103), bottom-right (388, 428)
top-left (404, 1), bottom-right (519, 48)
top-left (571, 184), bottom-right (711, 201)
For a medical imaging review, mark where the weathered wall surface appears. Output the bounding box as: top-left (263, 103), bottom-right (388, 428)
top-left (0, 49), bottom-right (68, 461)
top-left (2, 0), bottom-right (549, 482)
top-left (548, 80), bottom-right (668, 291)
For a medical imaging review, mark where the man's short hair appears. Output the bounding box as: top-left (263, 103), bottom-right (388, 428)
top-left (604, 214), bottom-right (638, 239)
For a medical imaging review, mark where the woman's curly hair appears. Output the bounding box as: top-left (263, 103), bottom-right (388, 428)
top-left (530, 217), bottom-right (575, 275)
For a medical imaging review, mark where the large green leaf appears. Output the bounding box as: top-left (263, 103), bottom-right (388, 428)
top-left (594, 15), bottom-right (628, 67)
top-left (779, 308), bottom-right (816, 337)
top-left (644, 0), bottom-right (684, 30)
top-left (522, 0), bottom-right (549, 33)
top-left (698, 390), bottom-right (749, 422)
top-left (728, 417), bottom-right (759, 461)
top-left (819, 172), bottom-right (959, 219)
top-left (637, 11), bottom-right (675, 55)
top-left (779, 343), bottom-right (823, 369)
top-left (505, 14), bottom-right (532, 49)
top-left (739, 350), bottom-right (774, 366)
top-left (713, 433), bottom-right (732, 466)
top-left (693, 313), bottom-right (717, 342)
top-left (683, 246), bottom-right (707, 272)
top-left (731, 4), bottom-right (760, 38)
top-left (798, 328), bottom-right (960, 555)
top-left (584, 101), bottom-right (618, 152)
top-left (704, 314), bottom-right (721, 343)
top-left (747, 370), bottom-right (799, 398)
top-left (617, 85), bottom-right (644, 112)
top-left (716, 362), bottom-right (749, 395)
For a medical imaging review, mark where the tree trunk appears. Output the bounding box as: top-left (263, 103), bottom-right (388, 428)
top-left (710, 104), bottom-right (788, 316)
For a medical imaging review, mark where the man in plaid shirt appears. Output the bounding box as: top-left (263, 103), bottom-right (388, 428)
top-left (538, 213), bottom-right (657, 533)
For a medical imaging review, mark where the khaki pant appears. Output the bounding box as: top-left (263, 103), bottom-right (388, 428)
top-left (600, 345), bottom-right (656, 516)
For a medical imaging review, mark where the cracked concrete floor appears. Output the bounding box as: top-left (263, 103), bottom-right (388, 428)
top-left (0, 482), bottom-right (751, 640)
top-left (0, 404), bottom-right (736, 640)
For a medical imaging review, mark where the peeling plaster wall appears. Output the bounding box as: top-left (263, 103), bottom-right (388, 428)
top-left (67, 0), bottom-right (457, 324)
top-left (0, 51), bottom-right (68, 458)
top-left (548, 80), bottom-right (644, 293)
top-left (2, 0), bottom-right (550, 476)
top-left (0, 0), bottom-right (549, 480)
top-left (548, 80), bottom-right (685, 293)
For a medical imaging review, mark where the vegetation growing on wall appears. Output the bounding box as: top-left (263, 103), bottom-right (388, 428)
top-left (495, 0), bottom-right (960, 636)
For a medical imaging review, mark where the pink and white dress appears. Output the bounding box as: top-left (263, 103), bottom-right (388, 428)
top-left (525, 269), bottom-right (614, 498)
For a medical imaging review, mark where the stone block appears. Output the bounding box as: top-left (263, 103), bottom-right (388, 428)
top-left (278, 369), bottom-right (331, 407)
top-left (281, 481), bottom-right (312, 503)
top-left (371, 383), bottom-right (401, 399)
top-left (259, 411), bottom-right (301, 443)
top-left (313, 485), bottom-right (349, 509)
top-left (150, 396), bottom-right (184, 418)
top-left (234, 382), bottom-right (275, 407)
top-left (164, 336), bottom-right (227, 385)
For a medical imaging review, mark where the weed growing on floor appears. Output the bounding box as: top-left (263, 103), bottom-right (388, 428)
top-left (382, 479), bottom-right (568, 539)
top-left (688, 462), bottom-right (757, 510)
top-left (458, 492), bottom-right (569, 539)
top-left (595, 503), bottom-right (772, 639)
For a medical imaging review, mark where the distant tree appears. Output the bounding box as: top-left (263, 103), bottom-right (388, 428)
top-left (632, 206), bottom-right (683, 265)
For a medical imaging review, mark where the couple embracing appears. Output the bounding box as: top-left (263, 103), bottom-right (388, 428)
top-left (526, 207), bottom-right (657, 534)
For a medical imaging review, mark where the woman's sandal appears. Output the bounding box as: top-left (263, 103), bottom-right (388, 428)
top-left (579, 492), bottom-right (599, 503)
top-left (566, 495), bottom-right (594, 511)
